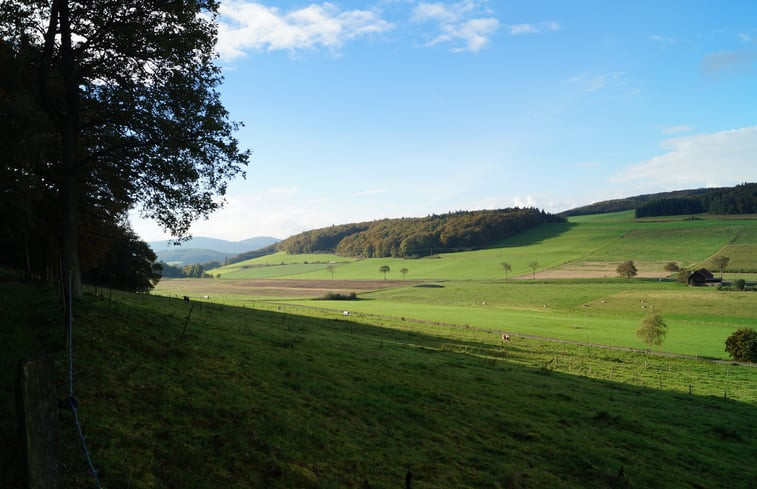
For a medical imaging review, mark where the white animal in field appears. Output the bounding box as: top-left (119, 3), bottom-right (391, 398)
top-left (501, 333), bottom-right (511, 344)
top-left (343, 311), bottom-right (350, 316)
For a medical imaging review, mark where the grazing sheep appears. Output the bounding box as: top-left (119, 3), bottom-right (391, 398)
top-left (343, 311), bottom-right (350, 316)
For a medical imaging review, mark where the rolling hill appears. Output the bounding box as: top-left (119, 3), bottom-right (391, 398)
top-left (149, 236), bottom-right (279, 265)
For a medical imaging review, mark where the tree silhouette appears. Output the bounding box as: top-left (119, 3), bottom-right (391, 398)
top-left (501, 261), bottom-right (512, 280)
top-left (528, 261), bottom-right (538, 279)
top-left (379, 265), bottom-right (390, 279)
top-left (616, 260), bottom-right (638, 280)
top-left (713, 256), bottom-right (729, 280)
top-left (326, 264), bottom-right (335, 279)
top-left (400, 267), bottom-right (408, 279)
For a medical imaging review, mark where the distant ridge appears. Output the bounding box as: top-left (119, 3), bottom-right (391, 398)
top-left (149, 236), bottom-right (280, 265)
top-left (560, 187), bottom-right (724, 217)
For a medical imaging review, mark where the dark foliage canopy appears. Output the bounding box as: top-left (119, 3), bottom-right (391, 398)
top-left (276, 208), bottom-right (565, 258)
top-left (0, 1), bottom-right (249, 294)
top-left (725, 327), bottom-right (757, 362)
top-left (635, 183), bottom-right (756, 218)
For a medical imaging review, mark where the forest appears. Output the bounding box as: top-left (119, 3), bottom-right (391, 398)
top-left (276, 208), bottom-right (565, 258)
top-left (635, 183), bottom-right (756, 217)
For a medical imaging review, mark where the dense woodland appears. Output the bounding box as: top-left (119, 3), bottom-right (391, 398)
top-left (0, 3), bottom-right (248, 294)
top-left (635, 183), bottom-right (757, 217)
top-left (276, 208), bottom-right (565, 258)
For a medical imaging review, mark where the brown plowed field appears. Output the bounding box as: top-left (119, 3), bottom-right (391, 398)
top-left (156, 279), bottom-right (415, 298)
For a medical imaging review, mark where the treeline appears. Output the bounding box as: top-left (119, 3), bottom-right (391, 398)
top-left (277, 208), bottom-right (564, 258)
top-left (159, 262), bottom-right (221, 279)
top-left (635, 183), bottom-right (756, 218)
top-left (561, 188), bottom-right (715, 217)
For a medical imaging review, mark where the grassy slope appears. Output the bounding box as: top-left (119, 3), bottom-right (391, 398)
top-left (160, 213), bottom-right (757, 359)
top-left (208, 212), bottom-right (757, 281)
top-left (2, 281), bottom-right (754, 488)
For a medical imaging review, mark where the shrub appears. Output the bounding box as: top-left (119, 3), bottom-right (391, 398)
top-left (725, 327), bottom-right (757, 362)
top-left (734, 279), bottom-right (746, 291)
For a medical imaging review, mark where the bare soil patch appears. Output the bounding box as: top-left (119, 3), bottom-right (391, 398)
top-left (156, 279), bottom-right (414, 299)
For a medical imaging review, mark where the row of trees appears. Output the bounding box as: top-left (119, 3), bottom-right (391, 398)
top-left (0, 1), bottom-right (249, 296)
top-left (635, 183), bottom-right (756, 218)
top-left (278, 209), bottom-right (565, 258)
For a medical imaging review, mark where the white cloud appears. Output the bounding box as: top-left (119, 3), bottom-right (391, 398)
top-left (611, 126), bottom-right (757, 188)
top-left (412, 1), bottom-right (499, 52)
top-left (737, 33), bottom-right (751, 43)
top-left (216, 2), bottom-right (393, 60)
top-left (508, 21), bottom-right (560, 35)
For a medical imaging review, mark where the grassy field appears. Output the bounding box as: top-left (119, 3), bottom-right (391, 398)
top-left (2, 278), bottom-right (755, 488)
top-left (207, 212), bottom-right (757, 281)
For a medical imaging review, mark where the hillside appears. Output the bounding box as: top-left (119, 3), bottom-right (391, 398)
top-left (207, 211), bottom-right (757, 282)
top-left (3, 278), bottom-right (755, 488)
top-left (150, 236), bottom-right (280, 265)
top-left (276, 208), bottom-right (564, 258)
top-left (560, 183), bottom-right (756, 217)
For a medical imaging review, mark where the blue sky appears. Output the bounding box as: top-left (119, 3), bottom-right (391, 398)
top-left (131, 0), bottom-right (757, 242)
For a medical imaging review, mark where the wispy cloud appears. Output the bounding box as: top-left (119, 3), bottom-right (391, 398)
top-left (567, 71), bottom-right (626, 92)
top-left (737, 33), bottom-right (751, 43)
top-left (650, 34), bottom-right (676, 45)
top-left (611, 126), bottom-right (757, 187)
top-left (700, 50), bottom-right (756, 76)
top-left (216, 2), bottom-right (393, 60)
top-left (508, 21), bottom-right (560, 35)
top-left (411, 0), bottom-right (499, 52)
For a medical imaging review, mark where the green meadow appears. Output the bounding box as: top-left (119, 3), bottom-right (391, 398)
top-left (2, 279), bottom-right (755, 488)
top-left (157, 212), bottom-right (757, 359)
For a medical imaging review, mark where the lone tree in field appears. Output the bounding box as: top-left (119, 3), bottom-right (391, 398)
top-left (725, 327), bottom-right (757, 362)
top-left (400, 267), bottom-right (409, 279)
top-left (326, 265), bottom-right (335, 280)
top-left (379, 265), bottom-right (391, 280)
top-left (617, 260), bottom-right (638, 280)
top-left (501, 261), bottom-right (512, 280)
top-left (713, 255), bottom-right (729, 280)
top-left (636, 312), bottom-right (667, 352)
top-left (0, 1), bottom-right (249, 299)
top-left (528, 261), bottom-right (538, 279)
top-left (664, 262), bottom-right (680, 273)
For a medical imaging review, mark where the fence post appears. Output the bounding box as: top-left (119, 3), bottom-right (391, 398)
top-left (16, 356), bottom-right (61, 489)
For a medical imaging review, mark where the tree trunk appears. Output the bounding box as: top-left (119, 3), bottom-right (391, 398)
top-left (57, 0), bottom-right (83, 299)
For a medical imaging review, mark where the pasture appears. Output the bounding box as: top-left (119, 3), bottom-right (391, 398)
top-left (2, 279), bottom-right (755, 488)
top-left (156, 212), bottom-right (757, 360)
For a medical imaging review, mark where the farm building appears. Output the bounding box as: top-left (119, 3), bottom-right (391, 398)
top-left (687, 268), bottom-right (721, 286)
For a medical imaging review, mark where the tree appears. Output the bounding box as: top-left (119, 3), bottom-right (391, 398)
top-left (501, 261), bottom-right (512, 280)
top-left (528, 261), bottom-right (538, 279)
top-left (664, 261), bottom-right (680, 273)
top-left (400, 267), bottom-right (409, 279)
top-left (734, 279), bottom-right (746, 291)
top-left (636, 312), bottom-right (667, 352)
top-left (725, 327), bottom-right (757, 362)
top-left (326, 264), bottom-right (335, 280)
top-left (0, 1), bottom-right (249, 299)
top-left (616, 260), bottom-right (638, 280)
top-left (379, 265), bottom-right (390, 280)
top-left (713, 256), bottom-right (729, 280)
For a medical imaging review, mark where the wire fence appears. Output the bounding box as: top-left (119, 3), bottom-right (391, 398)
top-left (62, 273), bottom-right (102, 489)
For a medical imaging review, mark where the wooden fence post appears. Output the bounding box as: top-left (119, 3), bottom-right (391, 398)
top-left (16, 356), bottom-right (60, 489)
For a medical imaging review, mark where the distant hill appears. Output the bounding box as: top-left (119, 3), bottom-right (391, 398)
top-left (276, 208), bottom-right (564, 258)
top-left (559, 188), bottom-right (718, 217)
top-left (560, 183), bottom-right (756, 218)
top-left (149, 236), bottom-right (280, 265)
